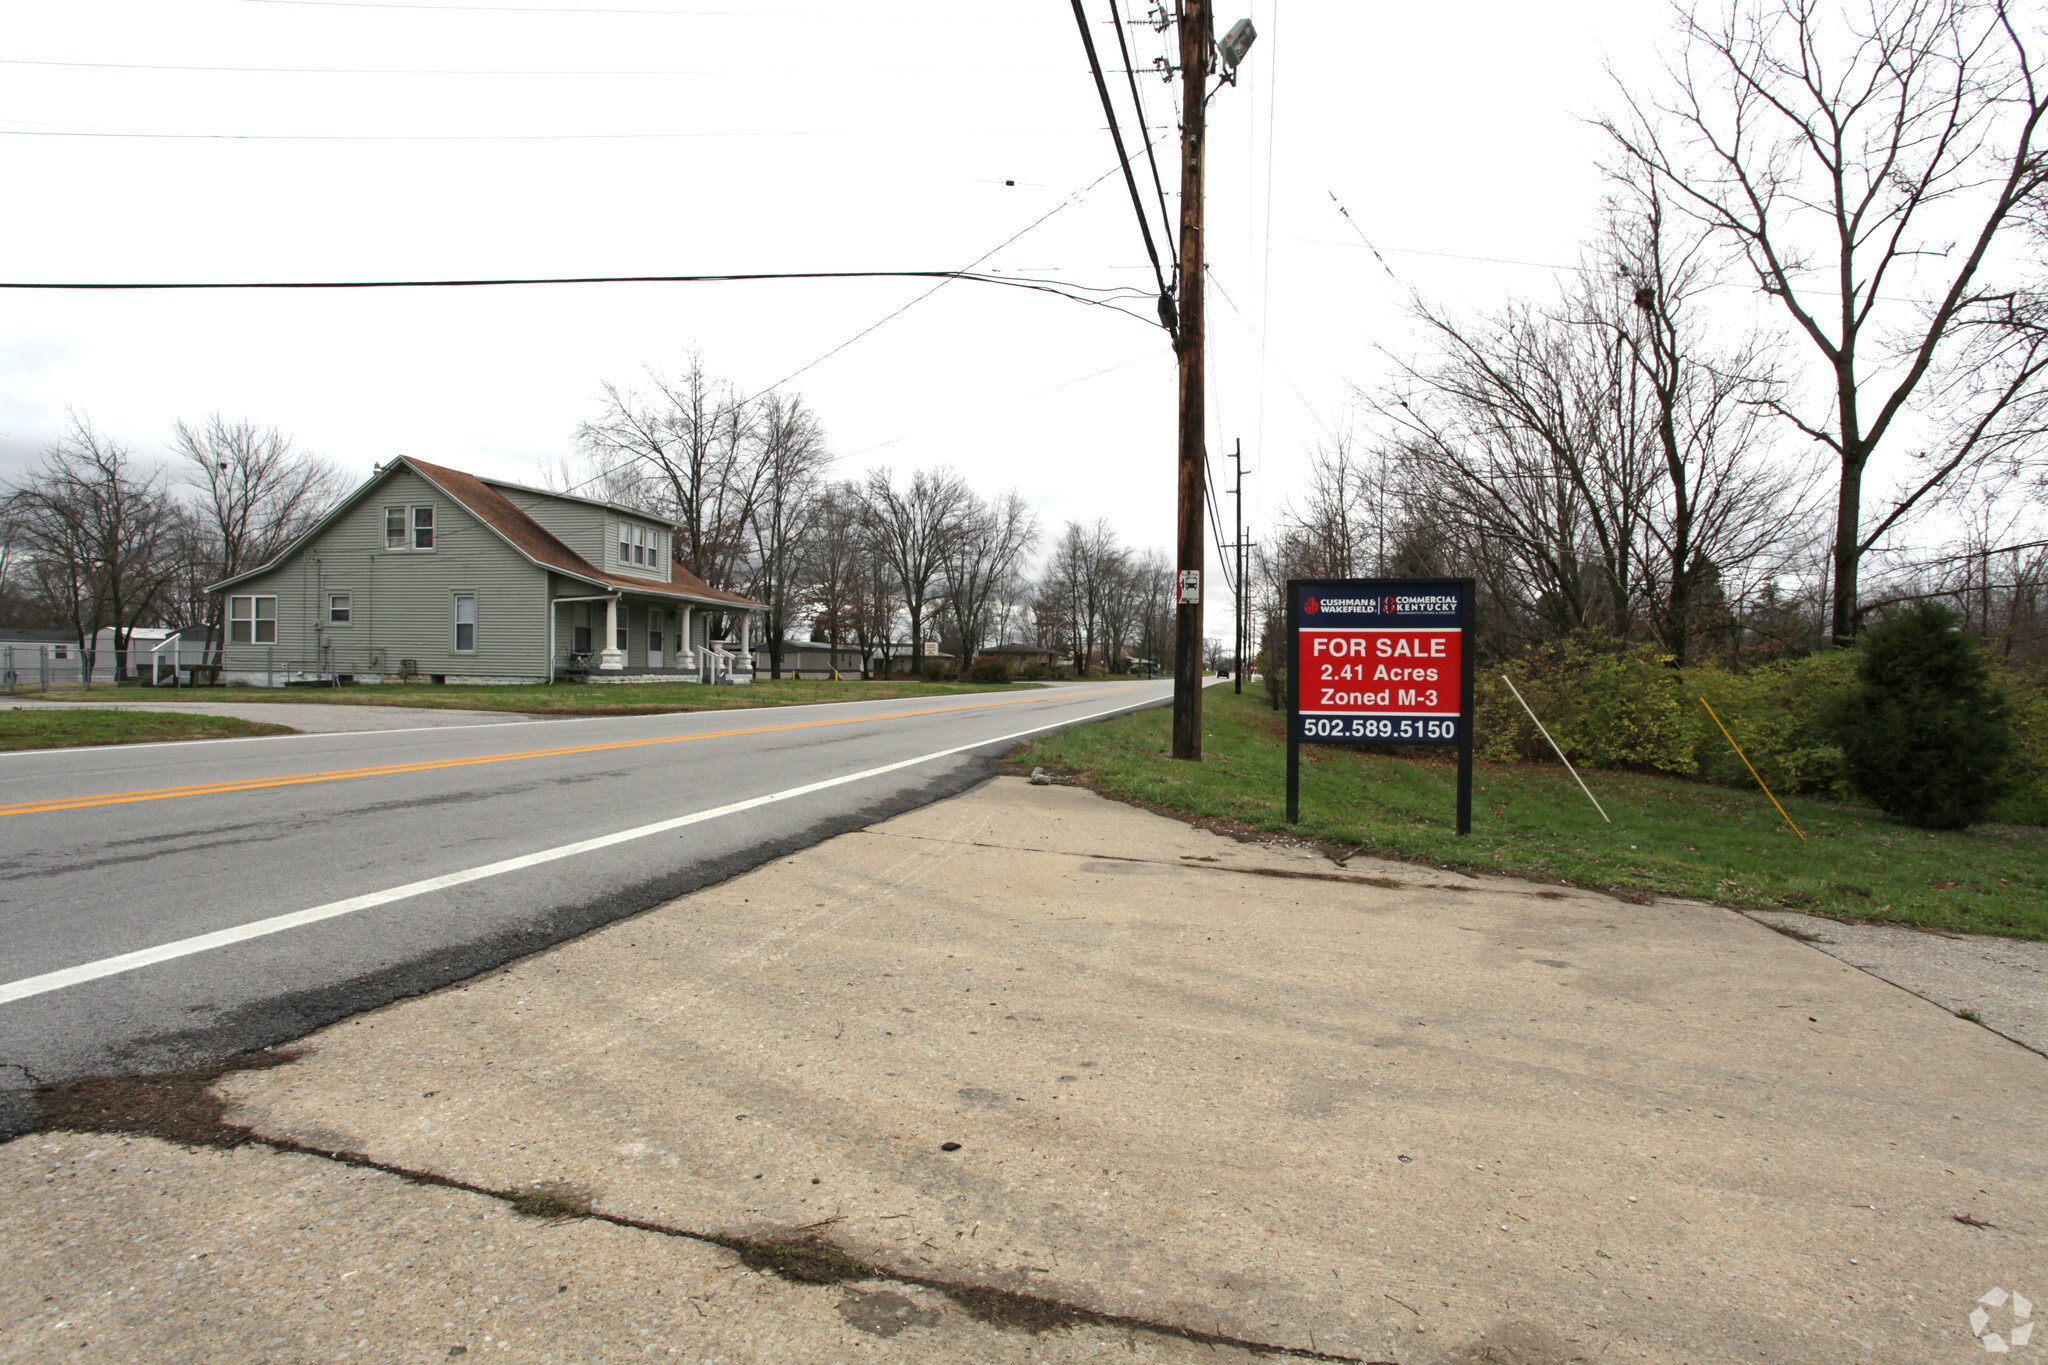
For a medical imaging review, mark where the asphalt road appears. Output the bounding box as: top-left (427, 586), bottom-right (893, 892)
top-left (0, 680), bottom-right (1171, 1131)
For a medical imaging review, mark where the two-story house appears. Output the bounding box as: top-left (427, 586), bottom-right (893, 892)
top-left (206, 456), bottom-right (766, 686)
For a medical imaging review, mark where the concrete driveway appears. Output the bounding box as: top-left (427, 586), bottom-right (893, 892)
top-left (5, 777), bottom-right (2041, 1363)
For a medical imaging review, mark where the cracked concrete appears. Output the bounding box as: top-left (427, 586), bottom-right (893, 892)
top-left (4, 1131), bottom-right (1262, 1364)
top-left (7, 777), bottom-right (2044, 1362)
top-left (1745, 908), bottom-right (2048, 1056)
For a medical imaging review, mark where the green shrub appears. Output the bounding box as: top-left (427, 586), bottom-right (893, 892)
top-left (966, 655), bottom-right (1014, 684)
top-left (1688, 651), bottom-right (1857, 797)
top-left (1475, 634), bottom-right (1698, 772)
top-left (1991, 668), bottom-right (2048, 824)
top-left (1834, 602), bottom-right (2012, 829)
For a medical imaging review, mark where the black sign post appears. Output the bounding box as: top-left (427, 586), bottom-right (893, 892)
top-left (1286, 577), bottom-right (1476, 835)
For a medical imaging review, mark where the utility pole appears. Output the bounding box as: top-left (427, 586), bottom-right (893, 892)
top-left (1170, 0), bottom-right (1210, 761)
top-left (1232, 437), bottom-right (1245, 696)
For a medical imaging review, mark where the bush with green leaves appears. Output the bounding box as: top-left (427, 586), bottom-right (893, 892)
top-left (1475, 634), bottom-right (1697, 772)
top-left (1833, 602), bottom-right (2012, 829)
top-left (965, 655), bottom-right (1013, 684)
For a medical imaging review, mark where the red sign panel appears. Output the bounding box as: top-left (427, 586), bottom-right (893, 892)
top-left (1298, 627), bottom-right (1463, 730)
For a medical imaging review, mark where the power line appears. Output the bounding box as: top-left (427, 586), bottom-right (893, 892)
top-left (0, 123), bottom-right (1142, 143)
top-left (0, 57), bottom-right (1081, 77)
top-left (740, 154), bottom-right (1156, 401)
top-left (1105, 0), bottom-right (1177, 275)
top-left (1068, 0), bottom-right (1172, 311)
top-left (0, 271), bottom-right (1149, 319)
top-left (234, 0), bottom-right (758, 14)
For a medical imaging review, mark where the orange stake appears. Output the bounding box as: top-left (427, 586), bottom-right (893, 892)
top-left (1699, 697), bottom-right (1806, 841)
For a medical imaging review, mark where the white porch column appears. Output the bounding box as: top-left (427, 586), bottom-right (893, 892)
top-left (737, 611), bottom-right (753, 671)
top-left (598, 595), bottom-right (624, 670)
top-left (679, 604), bottom-right (694, 668)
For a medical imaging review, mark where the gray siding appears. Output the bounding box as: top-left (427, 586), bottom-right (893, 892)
top-left (217, 467), bottom-right (551, 683)
top-left (492, 487), bottom-right (608, 568)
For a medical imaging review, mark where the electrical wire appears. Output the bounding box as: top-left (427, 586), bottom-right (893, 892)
top-left (0, 124), bottom-right (1124, 142)
top-left (1105, 0), bottom-right (1177, 274)
top-left (737, 148), bottom-right (1164, 402)
top-left (235, 0), bottom-right (757, 14)
top-left (1068, 0), bottom-right (1171, 310)
top-left (0, 269), bottom-right (1154, 325)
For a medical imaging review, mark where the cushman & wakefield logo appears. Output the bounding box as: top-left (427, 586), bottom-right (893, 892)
top-left (1305, 594), bottom-right (1458, 616)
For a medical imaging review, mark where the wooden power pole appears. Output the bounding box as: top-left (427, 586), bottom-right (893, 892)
top-left (1170, 0), bottom-right (1210, 761)
top-left (1233, 437), bottom-right (1245, 697)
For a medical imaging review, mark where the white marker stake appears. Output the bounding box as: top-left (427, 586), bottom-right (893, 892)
top-left (1500, 674), bottom-right (1610, 824)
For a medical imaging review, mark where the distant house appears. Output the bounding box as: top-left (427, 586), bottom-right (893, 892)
top-left (976, 642), bottom-right (1063, 671)
top-left (205, 457), bottom-right (767, 686)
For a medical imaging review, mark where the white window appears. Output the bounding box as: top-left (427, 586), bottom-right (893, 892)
top-left (649, 531), bottom-right (663, 570)
top-left (635, 526), bottom-right (648, 565)
top-left (453, 593), bottom-right (476, 652)
top-left (619, 523), bottom-right (632, 563)
top-left (386, 505), bottom-right (434, 550)
top-left (328, 593), bottom-right (352, 625)
top-left (230, 595), bottom-right (277, 645)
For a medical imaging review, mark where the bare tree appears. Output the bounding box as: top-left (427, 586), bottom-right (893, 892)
top-left (1040, 519), bottom-right (1126, 674)
top-left (746, 393), bottom-right (831, 678)
top-left (859, 467), bottom-right (971, 672)
top-left (1604, 0), bottom-right (2048, 643)
top-left (1375, 187), bottom-right (1803, 661)
top-left (1594, 180), bottom-right (1809, 661)
top-left (940, 489), bottom-right (1039, 667)
top-left (802, 481), bottom-right (867, 675)
top-left (3, 418), bottom-right (182, 680)
top-left (175, 415), bottom-right (345, 678)
top-left (578, 355), bottom-right (767, 592)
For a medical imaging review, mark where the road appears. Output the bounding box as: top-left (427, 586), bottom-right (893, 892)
top-left (0, 680), bottom-right (1170, 1125)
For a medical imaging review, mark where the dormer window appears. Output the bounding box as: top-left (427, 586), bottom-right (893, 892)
top-left (386, 504), bottom-right (435, 550)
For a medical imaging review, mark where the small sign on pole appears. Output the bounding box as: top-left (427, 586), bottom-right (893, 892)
top-left (1177, 569), bottom-right (1201, 606)
top-left (1286, 577), bottom-right (1476, 835)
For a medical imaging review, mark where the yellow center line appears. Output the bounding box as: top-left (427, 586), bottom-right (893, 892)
top-left (0, 686), bottom-right (1146, 819)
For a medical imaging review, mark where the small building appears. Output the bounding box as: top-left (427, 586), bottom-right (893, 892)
top-left (751, 639), bottom-right (868, 678)
top-left (0, 626), bottom-right (197, 685)
top-left (975, 642), bottom-right (1064, 671)
top-left (205, 457), bottom-right (767, 686)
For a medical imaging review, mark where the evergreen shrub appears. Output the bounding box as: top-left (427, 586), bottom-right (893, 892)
top-left (1833, 602), bottom-right (2012, 829)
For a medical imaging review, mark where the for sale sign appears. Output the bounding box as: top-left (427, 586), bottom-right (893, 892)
top-left (1294, 583), bottom-right (1465, 743)
top-left (1286, 577), bottom-right (1476, 834)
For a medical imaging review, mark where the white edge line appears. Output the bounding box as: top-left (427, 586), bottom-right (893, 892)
top-left (0, 689), bottom-right (1165, 1006)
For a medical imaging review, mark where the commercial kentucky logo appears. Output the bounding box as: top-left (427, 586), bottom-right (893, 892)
top-left (1971, 1288), bottom-right (2034, 1353)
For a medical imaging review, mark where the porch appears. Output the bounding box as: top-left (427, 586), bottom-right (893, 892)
top-left (550, 592), bottom-right (759, 683)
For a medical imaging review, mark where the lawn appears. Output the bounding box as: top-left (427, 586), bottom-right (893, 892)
top-left (117, 677), bottom-right (1031, 716)
top-left (0, 708), bottom-right (296, 752)
top-left (1011, 686), bottom-right (2048, 940)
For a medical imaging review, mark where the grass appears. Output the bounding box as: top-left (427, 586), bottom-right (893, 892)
top-left (48, 677), bottom-right (1030, 716)
top-left (1011, 686), bottom-right (2048, 941)
top-left (0, 708), bottom-right (296, 752)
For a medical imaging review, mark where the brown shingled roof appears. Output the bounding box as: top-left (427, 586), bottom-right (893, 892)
top-left (405, 457), bottom-right (765, 609)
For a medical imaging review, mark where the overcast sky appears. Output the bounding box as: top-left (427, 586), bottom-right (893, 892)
top-left (5, 0), bottom-right (1688, 626)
